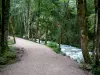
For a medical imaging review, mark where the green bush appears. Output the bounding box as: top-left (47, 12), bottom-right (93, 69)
top-left (0, 48), bottom-right (16, 65)
top-left (47, 42), bottom-right (58, 48)
top-left (8, 37), bottom-right (15, 45)
top-left (4, 51), bottom-right (16, 59)
top-left (88, 41), bottom-right (93, 51)
top-left (92, 67), bottom-right (100, 75)
top-left (0, 57), bottom-right (7, 65)
top-left (53, 47), bottom-right (61, 54)
top-left (92, 64), bottom-right (100, 75)
top-left (47, 42), bottom-right (61, 54)
top-left (8, 40), bottom-right (14, 45)
top-left (9, 46), bottom-right (16, 51)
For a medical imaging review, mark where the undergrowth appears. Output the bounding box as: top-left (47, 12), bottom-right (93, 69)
top-left (92, 64), bottom-right (100, 75)
top-left (47, 42), bottom-right (61, 54)
top-left (8, 39), bottom-right (15, 45)
top-left (0, 47), bottom-right (16, 65)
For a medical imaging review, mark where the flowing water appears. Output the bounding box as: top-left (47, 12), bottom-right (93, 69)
top-left (60, 44), bottom-right (84, 63)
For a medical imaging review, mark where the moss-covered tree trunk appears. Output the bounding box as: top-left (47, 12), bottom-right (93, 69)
top-left (77, 0), bottom-right (91, 64)
top-left (1, 0), bottom-right (10, 53)
top-left (9, 16), bottom-right (16, 43)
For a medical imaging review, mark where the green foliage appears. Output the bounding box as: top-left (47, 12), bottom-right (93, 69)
top-left (79, 63), bottom-right (92, 70)
top-left (0, 47), bottom-right (16, 65)
top-left (47, 42), bottom-right (58, 48)
top-left (88, 14), bottom-right (95, 33)
top-left (0, 57), bottom-right (7, 65)
top-left (9, 0), bottom-right (97, 69)
top-left (10, 0), bottom-right (95, 48)
top-left (10, 0), bottom-right (81, 47)
top-left (3, 51), bottom-right (16, 59)
top-left (88, 41), bottom-right (93, 51)
top-left (8, 40), bottom-right (14, 45)
top-left (47, 42), bottom-right (60, 54)
top-left (92, 68), bottom-right (100, 75)
top-left (87, 0), bottom-right (94, 14)
top-left (88, 14), bottom-right (95, 50)
top-left (92, 64), bottom-right (100, 75)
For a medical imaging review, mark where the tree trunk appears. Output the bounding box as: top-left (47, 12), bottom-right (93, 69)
top-left (0, 0), bottom-right (2, 54)
top-left (37, 20), bottom-right (39, 43)
top-left (1, 0), bottom-right (10, 53)
top-left (9, 16), bottom-right (16, 43)
top-left (38, 0), bottom-right (41, 43)
top-left (95, 0), bottom-right (100, 67)
top-left (34, 35), bottom-right (37, 42)
top-left (29, 22), bottom-right (32, 39)
top-left (39, 27), bottom-right (41, 44)
top-left (58, 26), bottom-right (62, 51)
top-left (93, 0), bottom-right (98, 60)
top-left (45, 24), bottom-right (48, 45)
top-left (20, 16), bottom-right (25, 38)
top-left (77, 0), bottom-right (91, 64)
top-left (45, 19), bottom-right (49, 45)
top-left (26, 0), bottom-right (30, 39)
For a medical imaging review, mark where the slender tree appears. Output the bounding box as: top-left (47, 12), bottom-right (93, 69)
top-left (93, 0), bottom-right (98, 60)
top-left (25, 0), bottom-right (31, 39)
top-left (45, 19), bottom-right (49, 45)
top-left (58, 23), bottom-right (62, 51)
top-left (95, 0), bottom-right (100, 67)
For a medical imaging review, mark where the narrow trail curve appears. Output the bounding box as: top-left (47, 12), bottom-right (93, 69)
top-left (2, 38), bottom-right (91, 75)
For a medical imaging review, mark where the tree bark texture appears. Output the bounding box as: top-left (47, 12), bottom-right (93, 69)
top-left (77, 0), bottom-right (91, 64)
top-left (1, 0), bottom-right (10, 53)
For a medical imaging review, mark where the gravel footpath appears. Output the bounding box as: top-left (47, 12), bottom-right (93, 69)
top-left (1, 38), bottom-right (92, 75)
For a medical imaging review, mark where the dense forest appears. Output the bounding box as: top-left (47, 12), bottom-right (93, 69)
top-left (0, 0), bottom-right (100, 75)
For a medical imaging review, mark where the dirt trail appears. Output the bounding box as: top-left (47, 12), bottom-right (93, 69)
top-left (1, 38), bottom-right (91, 75)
